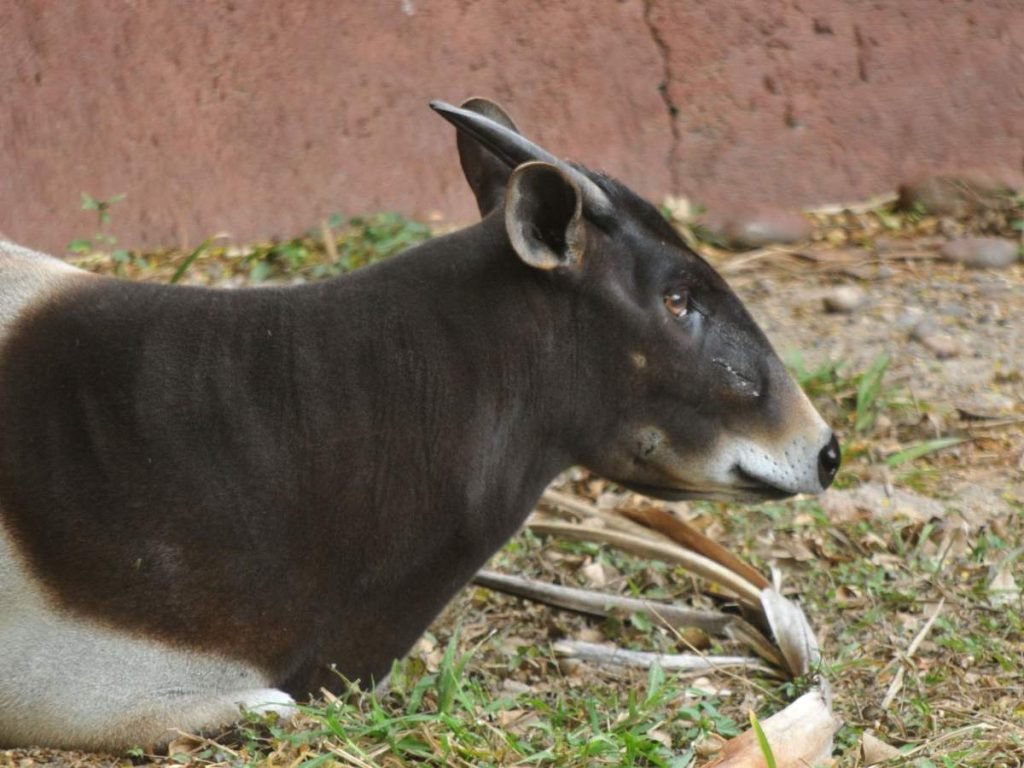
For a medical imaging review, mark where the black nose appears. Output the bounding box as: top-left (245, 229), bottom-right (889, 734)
top-left (818, 434), bottom-right (841, 488)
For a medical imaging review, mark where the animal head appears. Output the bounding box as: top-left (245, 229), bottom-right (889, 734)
top-left (435, 98), bottom-right (839, 502)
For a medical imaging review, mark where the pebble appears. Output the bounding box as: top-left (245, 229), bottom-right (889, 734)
top-left (822, 285), bottom-right (866, 313)
top-left (898, 167), bottom-right (1024, 216)
top-left (940, 237), bottom-right (1019, 269)
top-left (895, 307), bottom-right (924, 330)
top-left (921, 334), bottom-right (961, 359)
top-left (910, 318), bottom-right (961, 358)
top-left (910, 317), bottom-right (939, 341)
top-left (700, 205), bottom-right (812, 249)
top-left (937, 302), bottom-right (968, 318)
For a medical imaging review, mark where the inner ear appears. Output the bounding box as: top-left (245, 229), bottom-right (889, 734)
top-left (505, 162), bottom-right (585, 271)
top-left (456, 98), bottom-right (520, 217)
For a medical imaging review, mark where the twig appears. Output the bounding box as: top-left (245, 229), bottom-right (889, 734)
top-left (553, 639), bottom-right (765, 674)
top-left (880, 598), bottom-right (945, 710)
top-left (473, 569), bottom-right (737, 634)
top-left (962, 416), bottom-right (1024, 432)
top-left (327, 745), bottom-right (380, 768)
top-left (657, 603), bottom-right (785, 694)
top-left (527, 520), bottom-right (763, 607)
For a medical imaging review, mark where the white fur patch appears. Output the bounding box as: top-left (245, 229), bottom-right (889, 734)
top-left (0, 240), bottom-right (81, 337)
top-left (715, 386), bottom-right (833, 495)
top-left (0, 519), bottom-right (292, 751)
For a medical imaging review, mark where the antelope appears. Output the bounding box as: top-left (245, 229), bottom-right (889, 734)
top-left (0, 98), bottom-right (839, 750)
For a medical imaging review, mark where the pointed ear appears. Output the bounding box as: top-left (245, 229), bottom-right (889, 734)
top-left (505, 161), bottom-right (586, 271)
top-left (456, 98), bottom-right (520, 217)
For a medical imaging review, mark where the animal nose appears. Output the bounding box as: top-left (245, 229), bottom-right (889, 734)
top-left (818, 434), bottom-right (841, 488)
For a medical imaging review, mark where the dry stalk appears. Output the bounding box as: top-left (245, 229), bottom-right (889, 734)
top-left (551, 639), bottom-right (766, 674)
top-left (527, 519), bottom-right (762, 607)
top-left (880, 598), bottom-right (945, 710)
top-left (473, 569), bottom-right (736, 634)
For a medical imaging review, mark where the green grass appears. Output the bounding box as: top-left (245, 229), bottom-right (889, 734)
top-left (193, 646), bottom-right (744, 768)
top-left (69, 211), bottom-right (433, 285)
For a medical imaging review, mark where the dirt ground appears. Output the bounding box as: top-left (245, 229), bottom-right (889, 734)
top-left (3, 204), bottom-right (1023, 767)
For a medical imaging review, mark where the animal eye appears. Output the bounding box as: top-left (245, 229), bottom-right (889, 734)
top-left (663, 288), bottom-right (689, 318)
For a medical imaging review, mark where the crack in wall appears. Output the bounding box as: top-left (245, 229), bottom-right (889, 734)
top-left (642, 0), bottom-right (681, 194)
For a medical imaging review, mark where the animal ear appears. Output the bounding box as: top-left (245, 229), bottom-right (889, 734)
top-left (456, 98), bottom-right (521, 217)
top-left (505, 161), bottom-right (585, 271)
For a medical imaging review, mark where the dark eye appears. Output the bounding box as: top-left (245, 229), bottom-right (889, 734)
top-left (663, 288), bottom-right (689, 318)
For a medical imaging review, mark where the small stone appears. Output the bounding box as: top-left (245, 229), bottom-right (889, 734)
top-left (557, 658), bottom-right (583, 676)
top-left (910, 318), bottom-right (961, 358)
top-left (940, 237), bottom-right (1019, 269)
top-left (822, 285), bottom-right (866, 313)
top-left (910, 317), bottom-right (939, 341)
top-left (898, 167), bottom-right (1024, 216)
top-left (895, 307), bottom-right (924, 329)
top-left (700, 205), bottom-right (812, 250)
top-left (922, 334), bottom-right (961, 358)
top-left (875, 265), bottom-right (895, 280)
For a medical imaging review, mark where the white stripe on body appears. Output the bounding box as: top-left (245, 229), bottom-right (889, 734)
top-left (0, 519), bottom-right (295, 751)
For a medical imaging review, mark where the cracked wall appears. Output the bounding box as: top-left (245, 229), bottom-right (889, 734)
top-left (1, 1), bottom-right (1022, 253)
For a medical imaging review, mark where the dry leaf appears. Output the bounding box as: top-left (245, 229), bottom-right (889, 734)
top-left (166, 734), bottom-right (202, 759)
top-left (988, 549), bottom-right (1023, 606)
top-left (861, 730), bottom-right (902, 764)
top-left (580, 560), bottom-right (616, 588)
top-left (761, 588), bottom-right (820, 680)
top-left (647, 726), bottom-right (673, 749)
top-left (702, 690), bottom-right (840, 767)
top-left (694, 731), bottom-right (728, 757)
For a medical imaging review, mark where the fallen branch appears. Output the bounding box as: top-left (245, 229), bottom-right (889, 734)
top-left (552, 639), bottom-right (765, 675)
top-left (473, 568), bottom-right (737, 635)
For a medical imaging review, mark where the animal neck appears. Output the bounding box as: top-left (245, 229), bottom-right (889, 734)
top-left (272, 216), bottom-right (579, 688)
top-left (330, 214), bottom-right (575, 529)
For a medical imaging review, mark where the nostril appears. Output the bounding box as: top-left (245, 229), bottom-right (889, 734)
top-left (818, 434), bottom-right (841, 488)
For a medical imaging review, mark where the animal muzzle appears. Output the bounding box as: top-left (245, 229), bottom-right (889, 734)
top-left (723, 366), bottom-right (842, 498)
top-left (727, 426), bottom-right (840, 498)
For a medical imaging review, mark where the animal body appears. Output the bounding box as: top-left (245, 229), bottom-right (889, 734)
top-left (0, 99), bottom-right (839, 750)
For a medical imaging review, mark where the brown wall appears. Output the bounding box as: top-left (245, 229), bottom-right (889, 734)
top-left (1, 1), bottom-right (1022, 254)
